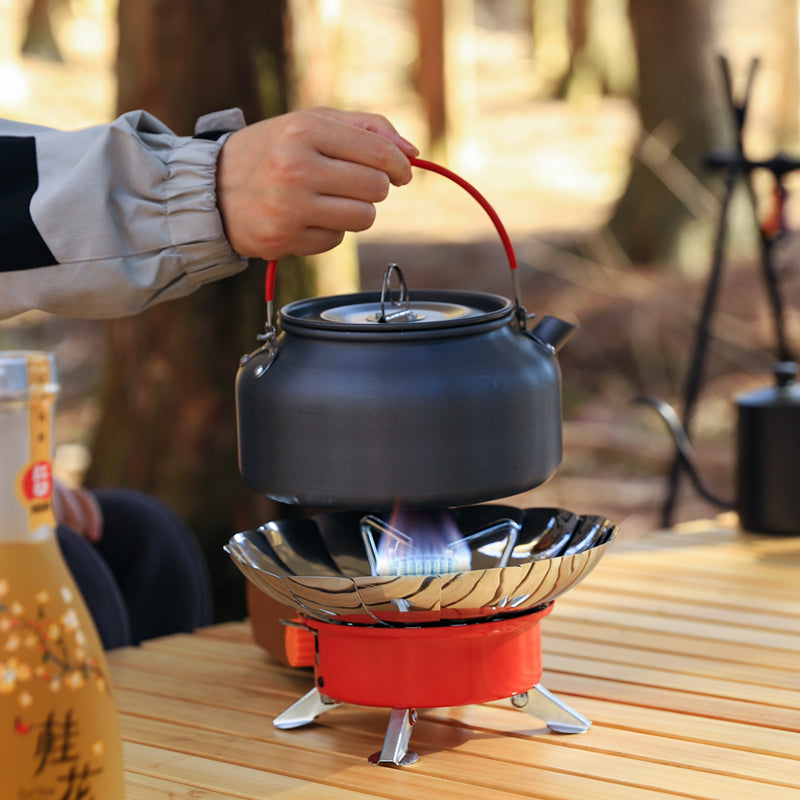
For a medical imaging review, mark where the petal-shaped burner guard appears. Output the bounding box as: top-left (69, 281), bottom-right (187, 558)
top-left (226, 505), bottom-right (618, 626)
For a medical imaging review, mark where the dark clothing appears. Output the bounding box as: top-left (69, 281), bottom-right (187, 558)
top-left (0, 135), bottom-right (55, 268)
top-left (57, 489), bottom-right (212, 650)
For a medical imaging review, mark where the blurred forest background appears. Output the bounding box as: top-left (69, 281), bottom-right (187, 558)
top-left (1, 0), bottom-right (799, 621)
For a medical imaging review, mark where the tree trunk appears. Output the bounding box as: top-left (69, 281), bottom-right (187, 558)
top-left (290, 0), bottom-right (360, 296)
top-left (607, 0), bottom-right (724, 269)
top-left (21, 0), bottom-right (62, 62)
top-left (88, 0), bottom-right (311, 622)
top-left (412, 0), bottom-right (477, 166)
top-left (413, 0), bottom-right (447, 155)
top-left (773, 0), bottom-right (800, 142)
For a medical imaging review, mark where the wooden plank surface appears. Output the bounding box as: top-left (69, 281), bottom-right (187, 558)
top-left (108, 523), bottom-right (800, 799)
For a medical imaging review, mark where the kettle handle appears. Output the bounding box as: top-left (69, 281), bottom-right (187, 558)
top-left (407, 157), bottom-right (518, 272)
top-left (263, 157), bottom-right (525, 326)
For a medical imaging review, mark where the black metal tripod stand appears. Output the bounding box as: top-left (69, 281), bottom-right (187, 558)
top-left (660, 55), bottom-right (798, 527)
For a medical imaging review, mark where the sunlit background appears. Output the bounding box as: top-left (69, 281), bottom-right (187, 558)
top-left (2, 0), bottom-right (799, 549)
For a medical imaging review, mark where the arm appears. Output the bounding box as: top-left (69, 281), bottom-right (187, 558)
top-left (0, 107), bottom-right (417, 320)
top-left (0, 109), bottom-right (248, 319)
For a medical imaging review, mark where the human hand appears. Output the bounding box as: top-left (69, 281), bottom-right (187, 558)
top-left (216, 107), bottom-right (419, 259)
top-left (53, 479), bottom-right (103, 543)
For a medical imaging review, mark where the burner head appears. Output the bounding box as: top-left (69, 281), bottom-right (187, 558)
top-left (226, 505), bottom-right (618, 626)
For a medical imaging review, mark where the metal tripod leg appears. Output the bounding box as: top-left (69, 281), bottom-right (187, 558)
top-left (368, 708), bottom-right (419, 766)
top-left (511, 683), bottom-right (591, 734)
top-left (273, 688), bottom-right (340, 730)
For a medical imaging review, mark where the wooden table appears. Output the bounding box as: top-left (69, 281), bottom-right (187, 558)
top-left (108, 522), bottom-right (800, 799)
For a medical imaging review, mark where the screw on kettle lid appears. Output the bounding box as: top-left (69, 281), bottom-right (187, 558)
top-left (0, 351), bottom-right (58, 399)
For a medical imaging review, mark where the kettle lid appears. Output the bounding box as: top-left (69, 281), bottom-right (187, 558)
top-left (281, 264), bottom-right (512, 336)
top-left (281, 288), bottom-right (512, 334)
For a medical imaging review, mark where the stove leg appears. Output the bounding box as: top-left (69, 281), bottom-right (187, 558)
top-left (511, 683), bottom-right (591, 734)
top-left (273, 688), bottom-right (340, 730)
top-left (368, 708), bottom-right (419, 767)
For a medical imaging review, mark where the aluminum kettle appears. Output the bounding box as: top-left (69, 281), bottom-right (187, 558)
top-left (235, 159), bottom-right (577, 510)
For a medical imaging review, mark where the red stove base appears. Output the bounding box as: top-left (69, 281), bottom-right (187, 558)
top-left (272, 604), bottom-right (593, 766)
top-left (307, 606), bottom-right (551, 708)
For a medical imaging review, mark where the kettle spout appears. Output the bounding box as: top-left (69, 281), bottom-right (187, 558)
top-left (531, 315), bottom-right (578, 353)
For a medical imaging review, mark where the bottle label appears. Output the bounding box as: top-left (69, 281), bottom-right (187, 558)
top-left (1, 538), bottom-right (125, 798)
top-left (13, 355), bottom-right (57, 531)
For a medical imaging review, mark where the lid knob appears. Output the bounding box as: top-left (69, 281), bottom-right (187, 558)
top-left (376, 264), bottom-right (423, 323)
top-left (774, 361), bottom-right (798, 387)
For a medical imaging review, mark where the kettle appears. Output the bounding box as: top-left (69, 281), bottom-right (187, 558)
top-left (736, 361), bottom-right (800, 534)
top-left (235, 159), bottom-right (577, 510)
top-left (641, 361), bottom-right (800, 535)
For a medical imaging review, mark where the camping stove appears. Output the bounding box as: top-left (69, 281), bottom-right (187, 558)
top-left (226, 505), bottom-right (617, 766)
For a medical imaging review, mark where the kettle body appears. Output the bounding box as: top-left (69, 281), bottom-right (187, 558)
top-left (736, 362), bottom-right (800, 534)
top-left (236, 288), bottom-right (573, 510)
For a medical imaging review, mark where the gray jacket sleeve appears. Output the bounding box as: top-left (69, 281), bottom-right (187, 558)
top-left (0, 108), bottom-right (248, 319)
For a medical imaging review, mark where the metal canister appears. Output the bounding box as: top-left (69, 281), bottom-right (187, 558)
top-left (736, 361), bottom-right (800, 534)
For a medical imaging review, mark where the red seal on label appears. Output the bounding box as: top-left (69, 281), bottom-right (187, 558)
top-left (19, 460), bottom-right (53, 502)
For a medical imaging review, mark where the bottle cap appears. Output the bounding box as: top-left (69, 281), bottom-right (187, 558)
top-left (0, 351), bottom-right (58, 399)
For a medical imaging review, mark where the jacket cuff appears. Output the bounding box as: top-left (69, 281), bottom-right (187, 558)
top-left (160, 134), bottom-right (247, 278)
top-left (158, 108), bottom-right (249, 285)
top-left (194, 108), bottom-right (247, 140)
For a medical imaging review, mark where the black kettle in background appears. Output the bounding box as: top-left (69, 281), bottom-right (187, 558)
top-left (736, 361), bottom-right (800, 534)
top-left (640, 361), bottom-right (800, 535)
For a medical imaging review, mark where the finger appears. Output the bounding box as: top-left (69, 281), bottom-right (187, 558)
top-left (312, 159), bottom-right (391, 204)
top-left (310, 195), bottom-right (377, 234)
top-left (52, 480), bottom-right (103, 542)
top-left (290, 228), bottom-right (346, 257)
top-left (52, 481), bottom-right (69, 525)
top-left (305, 112), bottom-right (414, 187)
top-left (72, 488), bottom-right (103, 543)
top-left (312, 107), bottom-right (420, 158)
top-left (53, 484), bottom-right (83, 532)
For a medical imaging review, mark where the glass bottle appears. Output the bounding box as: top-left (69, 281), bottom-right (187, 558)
top-left (0, 351), bottom-right (125, 798)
